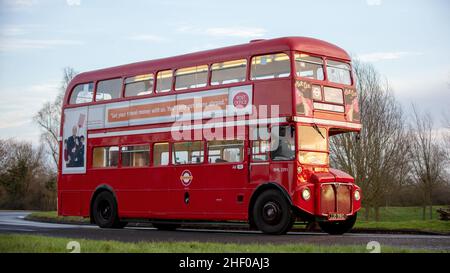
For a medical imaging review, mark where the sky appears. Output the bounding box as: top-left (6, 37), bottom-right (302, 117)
top-left (0, 0), bottom-right (449, 145)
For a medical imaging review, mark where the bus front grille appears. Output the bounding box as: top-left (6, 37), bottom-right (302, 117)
top-left (320, 183), bottom-right (352, 215)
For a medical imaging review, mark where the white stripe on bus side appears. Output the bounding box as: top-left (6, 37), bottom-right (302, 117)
top-left (88, 117), bottom-right (287, 138)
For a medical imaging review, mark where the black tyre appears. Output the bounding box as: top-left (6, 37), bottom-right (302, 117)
top-left (152, 223), bottom-right (181, 231)
top-left (319, 213), bottom-right (357, 235)
top-left (252, 189), bottom-right (295, 235)
top-left (92, 191), bottom-right (126, 229)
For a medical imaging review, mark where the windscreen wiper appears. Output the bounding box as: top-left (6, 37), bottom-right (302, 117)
top-left (312, 123), bottom-right (325, 139)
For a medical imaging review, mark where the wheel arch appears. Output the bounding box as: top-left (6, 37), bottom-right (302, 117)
top-left (248, 182), bottom-right (293, 228)
top-left (89, 184), bottom-right (118, 223)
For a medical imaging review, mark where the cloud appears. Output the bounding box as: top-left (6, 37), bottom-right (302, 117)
top-left (0, 24), bottom-right (43, 37)
top-left (177, 25), bottom-right (267, 38)
top-left (66, 0), bottom-right (81, 6)
top-left (357, 51), bottom-right (422, 62)
top-left (127, 34), bottom-right (166, 42)
top-left (2, 0), bottom-right (38, 7)
top-left (205, 27), bottom-right (266, 38)
top-left (0, 38), bottom-right (84, 51)
top-left (366, 0), bottom-right (382, 6)
top-left (0, 81), bottom-right (60, 130)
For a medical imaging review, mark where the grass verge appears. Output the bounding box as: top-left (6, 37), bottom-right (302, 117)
top-left (355, 220), bottom-right (450, 234)
top-left (0, 234), bottom-right (440, 253)
top-left (26, 211), bottom-right (89, 224)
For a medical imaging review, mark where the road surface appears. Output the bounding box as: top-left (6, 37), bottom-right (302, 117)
top-left (0, 211), bottom-right (449, 251)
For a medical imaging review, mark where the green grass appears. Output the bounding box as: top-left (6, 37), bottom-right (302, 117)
top-left (355, 220), bottom-right (450, 233)
top-left (26, 211), bottom-right (89, 224)
top-left (358, 206), bottom-right (444, 222)
top-left (0, 234), bottom-right (439, 253)
top-left (353, 206), bottom-right (450, 234)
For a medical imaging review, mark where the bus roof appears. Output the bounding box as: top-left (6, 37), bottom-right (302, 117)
top-left (68, 36), bottom-right (350, 89)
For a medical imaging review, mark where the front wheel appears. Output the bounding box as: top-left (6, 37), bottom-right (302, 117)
top-left (252, 189), bottom-right (295, 235)
top-left (319, 213), bottom-right (357, 235)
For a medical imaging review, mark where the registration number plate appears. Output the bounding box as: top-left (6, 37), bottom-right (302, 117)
top-left (328, 213), bottom-right (346, 221)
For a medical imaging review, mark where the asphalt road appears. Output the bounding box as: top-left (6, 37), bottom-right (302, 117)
top-left (0, 211), bottom-right (449, 251)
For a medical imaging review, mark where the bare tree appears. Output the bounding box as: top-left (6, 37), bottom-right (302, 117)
top-left (409, 106), bottom-right (448, 220)
top-left (34, 67), bottom-right (77, 168)
top-left (0, 139), bottom-right (55, 210)
top-left (330, 60), bottom-right (410, 221)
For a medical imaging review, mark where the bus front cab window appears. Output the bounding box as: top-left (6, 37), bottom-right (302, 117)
top-left (270, 125), bottom-right (296, 161)
top-left (297, 125), bottom-right (329, 166)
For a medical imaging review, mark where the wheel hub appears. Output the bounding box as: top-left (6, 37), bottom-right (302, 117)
top-left (262, 201), bottom-right (281, 224)
top-left (98, 200), bottom-right (111, 220)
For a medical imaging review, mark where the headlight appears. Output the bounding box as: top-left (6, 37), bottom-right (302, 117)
top-left (354, 190), bottom-right (361, 201)
top-left (302, 188), bottom-right (311, 201)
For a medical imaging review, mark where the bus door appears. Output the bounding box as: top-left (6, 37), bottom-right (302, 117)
top-left (268, 125), bottom-right (296, 193)
top-left (249, 126), bottom-right (271, 185)
top-left (201, 139), bottom-right (248, 217)
top-left (148, 142), bottom-right (172, 216)
top-left (169, 141), bottom-right (208, 217)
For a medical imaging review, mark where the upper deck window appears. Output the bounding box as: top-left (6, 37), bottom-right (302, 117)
top-left (211, 59), bottom-right (247, 85)
top-left (295, 53), bottom-right (324, 80)
top-left (251, 53), bottom-right (291, 80)
top-left (96, 78), bottom-right (122, 101)
top-left (326, 60), bottom-right (352, 85)
top-left (124, 74), bottom-right (154, 97)
top-left (156, 70), bottom-right (173, 93)
top-left (175, 65), bottom-right (208, 90)
top-left (69, 82), bottom-right (94, 104)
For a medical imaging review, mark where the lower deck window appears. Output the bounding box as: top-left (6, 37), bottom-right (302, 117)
top-left (92, 146), bottom-right (119, 168)
top-left (153, 143), bottom-right (169, 166)
top-left (121, 145), bottom-right (150, 167)
top-left (207, 140), bottom-right (244, 163)
top-left (172, 141), bottom-right (204, 164)
top-left (252, 140), bottom-right (270, 161)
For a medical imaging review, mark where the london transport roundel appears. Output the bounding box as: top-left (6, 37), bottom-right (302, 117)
top-left (233, 92), bottom-right (249, 109)
top-left (180, 170), bottom-right (193, 187)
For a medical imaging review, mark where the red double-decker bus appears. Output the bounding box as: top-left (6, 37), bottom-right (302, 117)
top-left (58, 37), bottom-right (362, 235)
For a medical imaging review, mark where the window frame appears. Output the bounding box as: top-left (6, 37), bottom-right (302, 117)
top-left (294, 52), bottom-right (325, 81)
top-left (152, 142), bottom-right (171, 167)
top-left (171, 141), bottom-right (205, 165)
top-left (155, 69), bottom-right (174, 93)
top-left (123, 73), bottom-right (155, 98)
top-left (94, 77), bottom-right (124, 102)
top-left (210, 59), bottom-right (248, 86)
top-left (250, 52), bottom-right (292, 81)
top-left (174, 65), bottom-right (209, 91)
top-left (207, 139), bottom-right (245, 164)
top-left (324, 58), bottom-right (353, 86)
top-left (120, 144), bottom-right (151, 168)
top-left (68, 82), bottom-right (95, 105)
top-left (91, 145), bottom-right (120, 169)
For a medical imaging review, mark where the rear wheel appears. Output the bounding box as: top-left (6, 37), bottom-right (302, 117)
top-left (92, 191), bottom-right (126, 229)
top-left (252, 189), bottom-right (295, 235)
top-left (319, 213), bottom-right (357, 235)
top-left (152, 223), bottom-right (181, 231)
